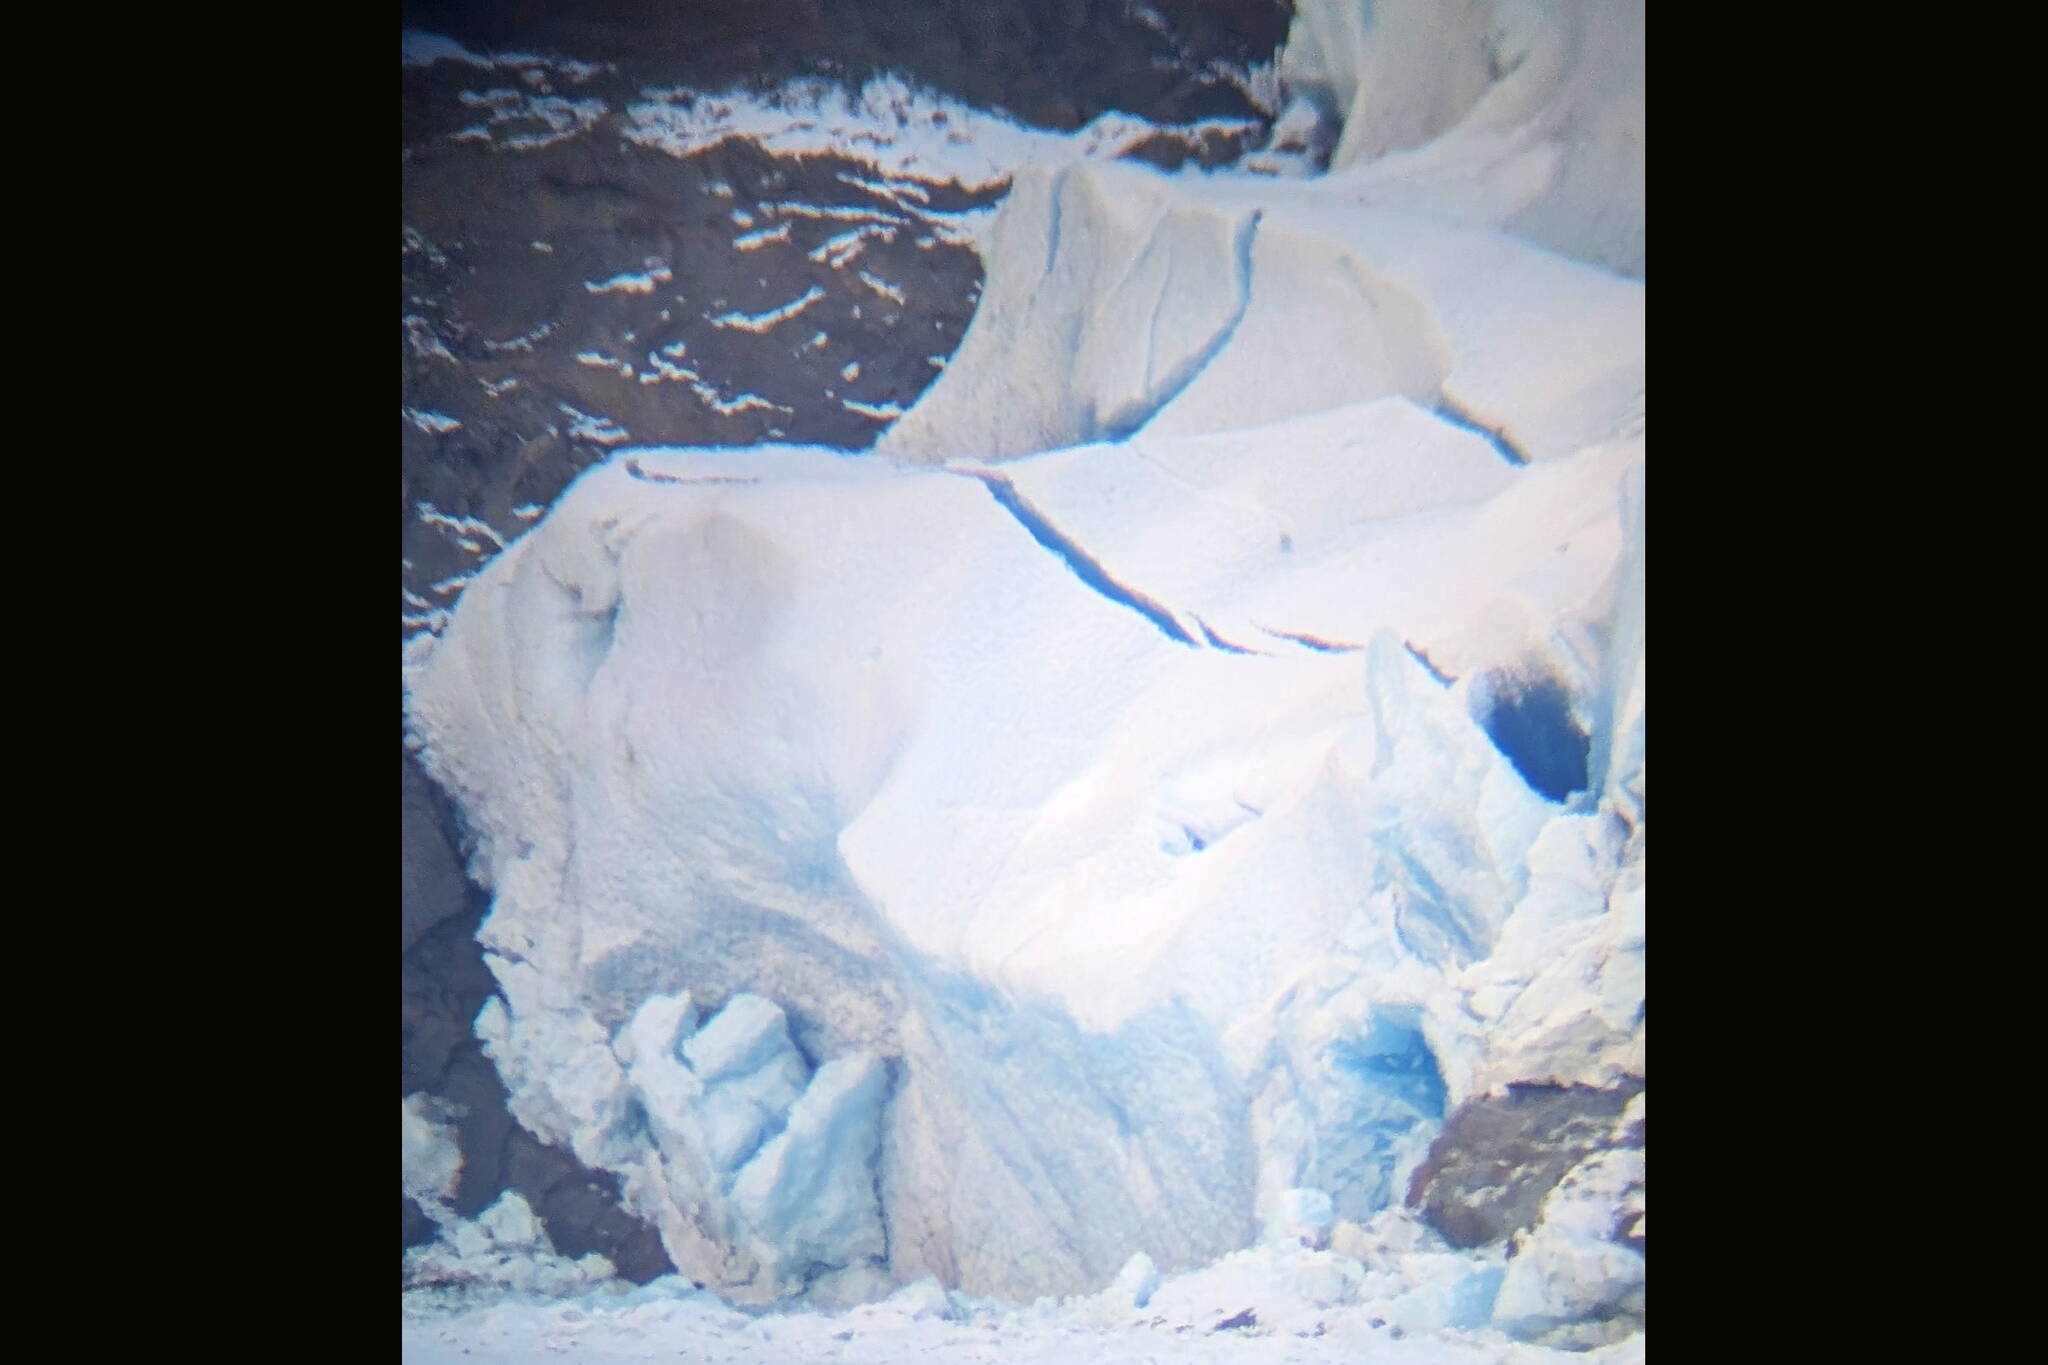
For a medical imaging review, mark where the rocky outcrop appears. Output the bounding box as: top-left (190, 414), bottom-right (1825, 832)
top-left (400, 1), bottom-right (1289, 130)
top-left (403, 1196), bottom-right (438, 1253)
top-left (403, 749), bottom-right (677, 1283)
top-left (1408, 1082), bottom-right (1645, 1343)
top-left (401, 128), bottom-right (995, 638)
top-left (1405, 1079), bottom-right (1642, 1250)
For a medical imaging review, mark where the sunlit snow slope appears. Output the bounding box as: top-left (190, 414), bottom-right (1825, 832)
top-left (405, 0), bottom-right (1643, 1355)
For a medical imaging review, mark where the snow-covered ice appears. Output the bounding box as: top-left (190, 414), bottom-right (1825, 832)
top-left (404, 1), bottom-right (1644, 1358)
top-left (625, 77), bottom-right (1263, 193)
top-left (402, 1223), bottom-right (1649, 1364)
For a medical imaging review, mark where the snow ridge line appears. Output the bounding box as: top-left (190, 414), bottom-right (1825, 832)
top-left (1431, 392), bottom-right (1529, 466)
top-left (958, 468), bottom-right (1199, 647)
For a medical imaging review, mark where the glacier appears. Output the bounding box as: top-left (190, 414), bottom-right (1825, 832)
top-left (403, 0), bottom-right (1644, 1357)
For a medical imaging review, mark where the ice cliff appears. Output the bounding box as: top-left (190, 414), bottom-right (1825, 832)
top-left (403, 0), bottom-right (1644, 1344)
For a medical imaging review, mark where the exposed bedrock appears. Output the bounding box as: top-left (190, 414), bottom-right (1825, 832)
top-left (401, 132), bottom-right (993, 635)
top-left (1406, 1080), bottom-right (1640, 1250)
top-left (400, 1), bottom-right (1292, 130)
top-left (1408, 1083), bottom-right (1645, 1345)
top-left (403, 749), bottom-right (676, 1285)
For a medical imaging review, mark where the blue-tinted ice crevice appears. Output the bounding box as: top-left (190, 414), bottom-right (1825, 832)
top-left (1314, 1013), bottom-right (1450, 1219)
top-left (1259, 1004), bottom-right (1453, 1235)
top-left (1258, 624), bottom-right (1363, 654)
top-left (1100, 208), bottom-right (1263, 442)
top-left (1431, 393), bottom-right (1529, 467)
top-left (958, 469), bottom-right (1301, 657)
top-left (959, 467), bottom-right (1201, 647)
top-left (1193, 614), bottom-right (1264, 654)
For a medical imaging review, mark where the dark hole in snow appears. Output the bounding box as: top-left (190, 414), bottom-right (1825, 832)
top-left (1213, 1308), bottom-right (1258, 1332)
top-left (1330, 1015), bottom-right (1448, 1123)
top-left (1475, 673), bottom-right (1589, 804)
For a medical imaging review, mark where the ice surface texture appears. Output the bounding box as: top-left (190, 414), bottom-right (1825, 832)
top-left (406, 435), bottom-right (1642, 1305)
top-left (1280, 0), bottom-right (1645, 277)
top-left (404, 0), bottom-right (1644, 1338)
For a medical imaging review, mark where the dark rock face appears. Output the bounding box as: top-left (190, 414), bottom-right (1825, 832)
top-left (404, 1196), bottom-right (438, 1253)
top-left (1119, 123), bottom-right (1259, 171)
top-left (400, 1), bottom-right (1290, 130)
top-left (401, 117), bottom-right (998, 634)
top-left (401, 761), bottom-right (677, 1283)
top-left (1406, 1080), bottom-right (1644, 1250)
top-left (401, 749), bottom-right (471, 956)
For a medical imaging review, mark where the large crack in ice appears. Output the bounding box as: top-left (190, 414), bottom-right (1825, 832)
top-left (1431, 392), bottom-right (1530, 467)
top-left (1101, 208), bottom-right (1262, 443)
top-left (958, 467), bottom-right (1199, 647)
top-left (1256, 624), bottom-right (1362, 655)
top-left (1041, 172), bottom-right (1064, 283)
top-left (1192, 614), bottom-right (1264, 655)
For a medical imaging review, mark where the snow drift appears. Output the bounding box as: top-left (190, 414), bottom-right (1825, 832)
top-left (404, 0), bottom-right (1644, 1348)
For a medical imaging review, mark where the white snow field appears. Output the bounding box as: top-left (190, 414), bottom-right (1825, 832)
top-left (403, 1), bottom-right (1644, 1359)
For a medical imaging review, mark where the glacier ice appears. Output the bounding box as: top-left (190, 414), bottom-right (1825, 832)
top-left (554, 988), bottom-right (893, 1301)
top-left (1279, 0), bottom-right (1645, 277)
top-left (406, 1187), bottom-right (620, 1299)
top-left (677, 994), bottom-right (812, 1174)
top-left (407, 428), bottom-right (1643, 1305)
top-left (402, 0), bottom-right (1645, 1350)
top-left (726, 1050), bottom-right (890, 1292)
top-left (879, 153), bottom-right (1642, 471)
top-left (1493, 1137), bottom-right (1646, 1347)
